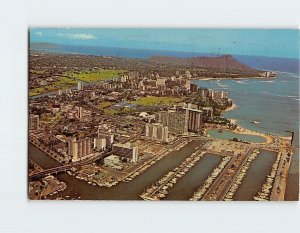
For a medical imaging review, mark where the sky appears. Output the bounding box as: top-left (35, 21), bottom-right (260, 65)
top-left (30, 28), bottom-right (299, 59)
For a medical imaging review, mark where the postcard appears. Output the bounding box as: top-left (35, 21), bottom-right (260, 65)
top-left (28, 29), bottom-right (299, 201)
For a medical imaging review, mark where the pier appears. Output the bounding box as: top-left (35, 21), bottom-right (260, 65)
top-left (270, 149), bottom-right (293, 201)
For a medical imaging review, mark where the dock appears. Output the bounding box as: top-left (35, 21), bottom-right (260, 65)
top-left (270, 149), bottom-right (293, 201)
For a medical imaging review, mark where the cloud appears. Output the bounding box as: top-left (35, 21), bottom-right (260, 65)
top-left (34, 32), bottom-right (43, 36)
top-left (57, 33), bottom-right (96, 40)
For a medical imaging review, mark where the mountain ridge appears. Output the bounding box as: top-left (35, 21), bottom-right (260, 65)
top-left (147, 55), bottom-right (256, 72)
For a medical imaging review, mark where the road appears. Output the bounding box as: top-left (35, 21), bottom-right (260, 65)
top-left (201, 145), bottom-right (253, 201)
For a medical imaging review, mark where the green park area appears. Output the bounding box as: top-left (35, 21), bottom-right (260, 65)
top-left (130, 96), bottom-right (182, 106)
top-left (95, 101), bottom-right (117, 115)
top-left (103, 107), bottom-right (134, 116)
top-left (96, 101), bottom-right (115, 109)
top-left (63, 69), bottom-right (126, 82)
top-left (96, 101), bottom-right (136, 116)
top-left (103, 108), bottom-right (119, 115)
top-left (97, 101), bottom-right (131, 116)
top-left (29, 76), bottom-right (77, 97)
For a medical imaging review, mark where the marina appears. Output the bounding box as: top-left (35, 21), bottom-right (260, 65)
top-left (189, 156), bottom-right (231, 201)
top-left (194, 72), bottom-right (299, 200)
top-left (29, 140), bottom-right (209, 200)
top-left (254, 151), bottom-right (282, 201)
top-left (233, 150), bottom-right (277, 201)
top-left (223, 148), bottom-right (260, 201)
top-left (140, 150), bottom-right (206, 200)
top-left (165, 154), bottom-right (222, 200)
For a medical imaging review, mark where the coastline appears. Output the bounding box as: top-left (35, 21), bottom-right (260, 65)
top-left (191, 76), bottom-right (276, 81)
top-left (231, 120), bottom-right (273, 144)
top-left (209, 117), bottom-right (293, 145)
top-left (225, 118), bottom-right (291, 144)
top-left (220, 103), bottom-right (292, 144)
top-left (225, 102), bottom-right (237, 112)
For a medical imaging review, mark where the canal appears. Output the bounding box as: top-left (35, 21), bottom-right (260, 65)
top-left (29, 140), bottom-right (208, 200)
top-left (233, 150), bottom-right (277, 201)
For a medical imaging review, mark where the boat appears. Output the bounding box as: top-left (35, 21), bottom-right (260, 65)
top-left (250, 121), bottom-right (260, 124)
top-left (218, 129), bottom-right (223, 133)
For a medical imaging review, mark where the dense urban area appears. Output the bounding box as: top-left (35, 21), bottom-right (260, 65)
top-left (29, 51), bottom-right (292, 201)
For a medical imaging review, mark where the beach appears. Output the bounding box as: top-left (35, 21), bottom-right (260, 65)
top-left (227, 117), bottom-right (293, 144)
top-left (192, 76), bottom-right (276, 81)
top-left (233, 121), bottom-right (274, 144)
top-left (223, 103), bottom-right (275, 143)
top-left (225, 102), bottom-right (237, 112)
top-left (208, 102), bottom-right (291, 145)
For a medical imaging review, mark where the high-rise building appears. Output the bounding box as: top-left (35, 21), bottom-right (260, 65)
top-left (132, 148), bottom-right (139, 162)
top-left (112, 142), bottom-right (139, 162)
top-left (190, 83), bottom-right (198, 92)
top-left (94, 138), bottom-right (106, 150)
top-left (156, 106), bottom-right (204, 134)
top-left (182, 105), bottom-right (204, 133)
top-left (208, 89), bottom-right (215, 99)
top-left (68, 137), bottom-right (92, 161)
top-left (202, 107), bottom-right (213, 119)
top-left (98, 127), bottom-right (114, 146)
top-left (145, 123), bottom-right (168, 142)
top-left (185, 80), bottom-right (191, 90)
top-left (68, 138), bottom-right (78, 160)
top-left (78, 81), bottom-right (84, 90)
top-left (212, 90), bottom-right (229, 100)
top-left (29, 114), bottom-right (39, 130)
top-left (221, 91), bottom-right (229, 99)
top-left (156, 110), bottom-right (188, 135)
top-left (168, 111), bottom-right (188, 135)
top-left (78, 106), bottom-right (83, 119)
top-left (186, 108), bottom-right (203, 133)
top-left (155, 111), bottom-right (169, 126)
top-left (199, 88), bottom-right (209, 99)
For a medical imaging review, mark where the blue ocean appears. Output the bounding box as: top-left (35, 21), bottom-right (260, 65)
top-left (193, 73), bottom-right (299, 142)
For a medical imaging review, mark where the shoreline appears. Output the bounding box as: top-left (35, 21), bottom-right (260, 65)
top-left (230, 120), bottom-right (273, 144)
top-left (214, 102), bottom-right (293, 144)
top-left (226, 118), bottom-right (292, 144)
top-left (225, 102), bottom-right (237, 112)
top-left (191, 76), bottom-right (276, 81)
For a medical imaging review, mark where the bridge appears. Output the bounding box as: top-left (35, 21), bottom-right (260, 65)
top-left (29, 152), bottom-right (106, 180)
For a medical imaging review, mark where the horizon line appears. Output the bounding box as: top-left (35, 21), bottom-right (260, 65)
top-left (29, 41), bottom-right (300, 61)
